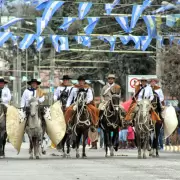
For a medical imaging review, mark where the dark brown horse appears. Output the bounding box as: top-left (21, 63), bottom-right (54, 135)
top-left (0, 103), bottom-right (7, 158)
top-left (100, 90), bottom-right (121, 157)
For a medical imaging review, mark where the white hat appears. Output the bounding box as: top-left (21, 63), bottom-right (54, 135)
top-left (107, 74), bottom-right (116, 79)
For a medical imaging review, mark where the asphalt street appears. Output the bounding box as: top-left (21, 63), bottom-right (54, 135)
top-left (0, 140), bottom-right (180, 180)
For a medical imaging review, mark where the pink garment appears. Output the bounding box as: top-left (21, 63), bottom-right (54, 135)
top-left (127, 126), bottom-right (135, 140)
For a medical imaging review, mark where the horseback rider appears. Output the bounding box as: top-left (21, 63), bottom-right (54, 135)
top-left (99, 74), bottom-right (122, 119)
top-left (0, 77), bottom-right (11, 105)
top-left (125, 77), bottom-right (161, 122)
top-left (54, 75), bottom-right (73, 108)
top-left (65, 75), bottom-right (99, 126)
top-left (21, 78), bottom-right (45, 108)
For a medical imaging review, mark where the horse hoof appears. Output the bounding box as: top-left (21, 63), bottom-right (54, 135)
top-left (62, 154), bottom-right (66, 158)
top-left (143, 155), bottom-right (147, 159)
top-left (0, 156), bottom-right (4, 159)
top-left (76, 154), bottom-right (80, 159)
top-left (156, 154), bottom-right (159, 158)
top-left (138, 156), bottom-right (142, 159)
top-left (152, 155), bottom-right (156, 158)
top-left (82, 154), bottom-right (87, 159)
top-left (42, 151), bottom-right (46, 155)
top-left (66, 154), bottom-right (71, 158)
top-left (36, 156), bottom-right (40, 159)
top-left (105, 154), bottom-right (108, 158)
top-left (29, 156), bottom-right (33, 159)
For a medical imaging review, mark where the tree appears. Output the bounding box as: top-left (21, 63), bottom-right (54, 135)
top-left (162, 45), bottom-right (180, 102)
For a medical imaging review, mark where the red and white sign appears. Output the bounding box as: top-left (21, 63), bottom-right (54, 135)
top-left (128, 75), bottom-right (157, 93)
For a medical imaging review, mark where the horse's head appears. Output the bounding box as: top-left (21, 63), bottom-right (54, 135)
top-left (59, 90), bottom-right (69, 106)
top-left (76, 88), bottom-right (88, 107)
top-left (137, 99), bottom-right (151, 122)
top-left (29, 97), bottom-right (39, 117)
top-left (0, 103), bottom-right (6, 124)
top-left (110, 90), bottom-right (120, 111)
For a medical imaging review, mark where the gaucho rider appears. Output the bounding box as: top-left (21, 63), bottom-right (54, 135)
top-left (65, 75), bottom-right (99, 127)
top-left (125, 77), bottom-right (161, 122)
top-left (54, 75), bottom-right (73, 111)
top-left (21, 78), bottom-right (45, 115)
top-left (0, 77), bottom-right (11, 105)
top-left (99, 74), bottom-right (122, 120)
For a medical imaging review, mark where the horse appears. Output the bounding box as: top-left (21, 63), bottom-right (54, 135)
top-left (0, 103), bottom-right (7, 158)
top-left (149, 92), bottom-right (163, 157)
top-left (57, 88), bottom-right (72, 158)
top-left (25, 97), bottom-right (44, 159)
top-left (135, 99), bottom-right (152, 159)
top-left (100, 90), bottom-right (121, 157)
top-left (71, 89), bottom-right (91, 158)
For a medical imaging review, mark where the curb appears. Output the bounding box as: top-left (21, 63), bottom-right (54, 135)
top-left (164, 146), bottom-right (180, 152)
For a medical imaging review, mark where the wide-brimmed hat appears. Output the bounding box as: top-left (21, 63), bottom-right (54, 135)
top-left (27, 78), bottom-right (41, 85)
top-left (138, 77), bottom-right (148, 81)
top-left (150, 78), bottom-right (159, 83)
top-left (77, 75), bottom-right (86, 81)
top-left (107, 74), bottom-right (116, 79)
top-left (0, 77), bottom-right (8, 84)
top-left (62, 75), bottom-right (72, 80)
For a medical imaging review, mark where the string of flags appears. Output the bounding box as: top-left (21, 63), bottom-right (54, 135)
top-left (0, 0), bottom-right (179, 52)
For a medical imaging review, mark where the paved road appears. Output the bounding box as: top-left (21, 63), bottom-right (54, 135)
top-left (0, 143), bottom-right (180, 180)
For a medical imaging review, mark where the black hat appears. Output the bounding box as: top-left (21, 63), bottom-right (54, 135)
top-left (0, 77), bottom-right (8, 84)
top-left (77, 76), bottom-right (86, 81)
top-left (62, 75), bottom-right (72, 80)
top-left (27, 79), bottom-right (41, 85)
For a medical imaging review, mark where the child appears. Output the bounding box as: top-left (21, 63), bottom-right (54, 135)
top-left (127, 123), bottom-right (135, 149)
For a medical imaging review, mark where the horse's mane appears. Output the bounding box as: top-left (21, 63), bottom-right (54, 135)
top-left (29, 97), bottom-right (38, 103)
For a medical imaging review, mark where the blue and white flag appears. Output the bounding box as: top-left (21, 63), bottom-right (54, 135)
top-left (59, 17), bottom-right (77, 31)
top-left (51, 35), bottom-right (69, 52)
top-left (42, 1), bottom-right (64, 22)
top-left (140, 36), bottom-right (152, 51)
top-left (98, 36), bottom-right (116, 51)
top-left (105, 0), bottom-right (120, 15)
top-left (0, 32), bottom-right (12, 47)
top-left (36, 17), bottom-right (46, 36)
top-left (176, 0), bottom-right (180, 4)
top-left (119, 36), bottom-right (130, 45)
top-left (74, 36), bottom-right (91, 47)
top-left (156, 36), bottom-right (164, 48)
top-left (36, 0), bottom-right (49, 10)
top-left (169, 35), bottom-right (174, 46)
top-left (36, 36), bottom-right (45, 51)
top-left (0, 18), bottom-right (23, 30)
top-left (130, 5), bottom-right (142, 29)
top-left (11, 35), bottom-right (19, 46)
top-left (115, 16), bottom-right (130, 33)
top-left (143, 15), bottom-right (156, 37)
top-left (78, 2), bottom-right (92, 20)
top-left (129, 35), bottom-right (141, 49)
top-left (166, 15), bottom-right (176, 27)
top-left (152, 4), bottom-right (175, 14)
top-left (142, 0), bottom-right (153, 11)
top-left (0, 0), bottom-right (4, 8)
top-left (178, 39), bottom-right (180, 45)
top-left (84, 17), bottom-right (100, 35)
top-left (19, 34), bottom-right (36, 50)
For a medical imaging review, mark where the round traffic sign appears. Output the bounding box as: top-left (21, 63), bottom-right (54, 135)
top-left (130, 78), bottom-right (138, 88)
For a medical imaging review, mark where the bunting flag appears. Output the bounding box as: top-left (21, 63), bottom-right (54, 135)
top-left (0, 32), bottom-right (12, 47)
top-left (176, 0), bottom-right (180, 4)
top-left (0, 0), bottom-right (4, 8)
top-left (36, 0), bottom-right (50, 10)
top-left (59, 17), bottom-right (77, 31)
top-left (157, 36), bottom-right (164, 48)
top-left (36, 17), bottom-right (46, 36)
top-left (78, 2), bottom-right (92, 20)
top-left (42, 1), bottom-right (64, 22)
top-left (0, 18), bottom-right (24, 30)
top-left (98, 36), bottom-right (116, 51)
top-left (84, 17), bottom-right (100, 35)
top-left (11, 35), bottom-right (19, 46)
top-left (51, 35), bottom-right (69, 52)
top-left (152, 4), bottom-right (176, 14)
top-left (140, 36), bottom-right (152, 51)
top-left (143, 15), bottom-right (156, 38)
top-left (169, 35), bottom-right (174, 46)
top-left (166, 14), bottom-right (180, 27)
top-left (115, 16), bottom-right (130, 33)
top-left (105, 0), bottom-right (120, 15)
top-left (130, 5), bottom-right (143, 29)
top-left (129, 35), bottom-right (141, 49)
top-left (36, 36), bottom-right (45, 51)
top-left (74, 36), bottom-right (91, 47)
top-left (19, 34), bottom-right (36, 50)
top-left (119, 36), bottom-right (130, 45)
top-left (141, 0), bottom-right (153, 11)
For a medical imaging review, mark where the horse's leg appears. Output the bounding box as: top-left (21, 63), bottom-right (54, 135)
top-left (82, 129), bottom-right (88, 158)
top-left (149, 132), bottom-right (153, 157)
top-left (110, 130), bottom-right (117, 156)
top-left (66, 133), bottom-right (71, 158)
top-left (143, 134), bottom-right (148, 159)
top-left (2, 132), bottom-right (7, 157)
top-left (76, 133), bottom-right (81, 158)
top-left (61, 134), bottom-right (67, 158)
top-left (155, 123), bottom-right (161, 157)
top-left (137, 133), bottom-right (142, 159)
top-left (103, 130), bottom-right (108, 157)
top-left (29, 138), bottom-right (33, 159)
top-left (0, 136), bottom-right (3, 158)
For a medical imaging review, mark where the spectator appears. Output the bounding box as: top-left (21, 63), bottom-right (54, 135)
top-left (127, 123), bottom-right (135, 149)
top-left (119, 126), bottom-right (128, 149)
